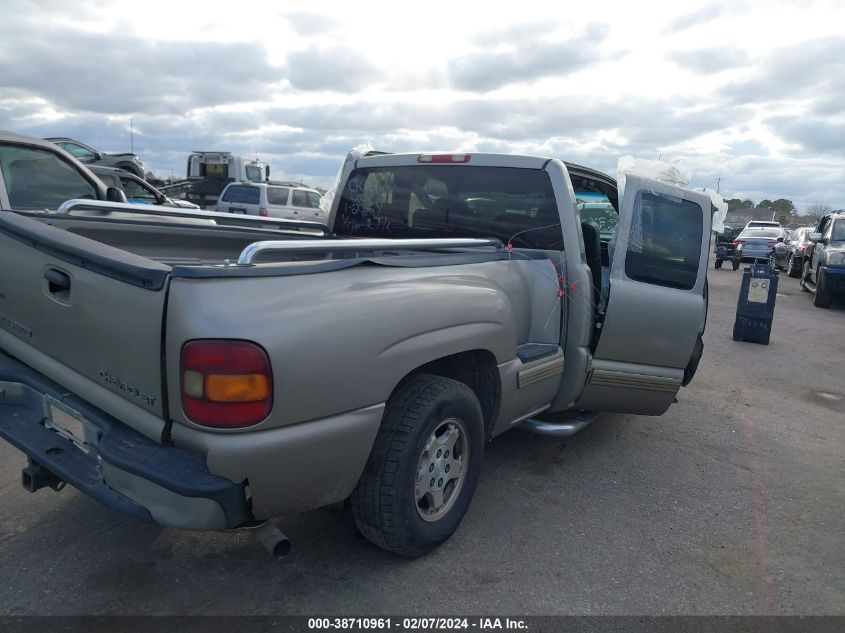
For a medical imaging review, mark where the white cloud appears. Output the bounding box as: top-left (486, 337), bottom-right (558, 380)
top-left (0, 0), bottom-right (844, 209)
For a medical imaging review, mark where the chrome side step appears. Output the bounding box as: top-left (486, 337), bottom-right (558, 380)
top-left (518, 410), bottom-right (600, 437)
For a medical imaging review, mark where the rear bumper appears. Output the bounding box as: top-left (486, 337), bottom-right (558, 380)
top-left (0, 351), bottom-right (249, 530)
top-left (739, 248), bottom-right (772, 260)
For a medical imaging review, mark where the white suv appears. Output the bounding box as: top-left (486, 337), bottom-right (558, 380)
top-left (216, 182), bottom-right (327, 222)
top-left (744, 220), bottom-right (782, 230)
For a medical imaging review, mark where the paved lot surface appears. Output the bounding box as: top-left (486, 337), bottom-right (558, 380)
top-left (0, 266), bottom-right (843, 615)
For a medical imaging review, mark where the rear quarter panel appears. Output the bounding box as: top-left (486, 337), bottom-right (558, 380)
top-left (164, 257), bottom-right (558, 432)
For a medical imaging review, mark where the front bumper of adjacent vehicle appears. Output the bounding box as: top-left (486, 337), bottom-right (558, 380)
top-left (0, 351), bottom-right (250, 530)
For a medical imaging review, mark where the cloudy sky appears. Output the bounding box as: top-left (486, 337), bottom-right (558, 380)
top-left (1, 0), bottom-right (843, 211)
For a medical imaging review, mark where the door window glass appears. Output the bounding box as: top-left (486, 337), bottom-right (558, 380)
top-left (119, 176), bottom-right (157, 202)
top-left (267, 187), bottom-right (290, 205)
top-left (306, 191), bottom-right (321, 208)
top-left (624, 192), bottom-right (702, 290)
top-left (292, 190), bottom-right (321, 208)
top-left (0, 144), bottom-right (97, 209)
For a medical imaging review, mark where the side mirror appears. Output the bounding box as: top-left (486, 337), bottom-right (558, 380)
top-left (819, 237), bottom-right (829, 245)
top-left (809, 232), bottom-right (822, 242)
top-left (777, 237), bottom-right (784, 243)
top-left (106, 187), bottom-right (128, 203)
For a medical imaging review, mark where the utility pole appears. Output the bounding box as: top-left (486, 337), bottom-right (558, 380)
top-left (716, 177), bottom-right (721, 193)
top-left (130, 117), bottom-right (134, 153)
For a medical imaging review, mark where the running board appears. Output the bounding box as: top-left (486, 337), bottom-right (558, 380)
top-left (518, 410), bottom-right (600, 437)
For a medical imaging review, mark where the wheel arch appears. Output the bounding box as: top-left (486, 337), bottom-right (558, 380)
top-left (391, 349), bottom-right (501, 439)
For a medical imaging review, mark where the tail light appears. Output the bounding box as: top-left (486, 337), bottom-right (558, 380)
top-left (259, 208), bottom-right (268, 217)
top-left (733, 239), bottom-right (744, 245)
top-left (181, 340), bottom-right (273, 428)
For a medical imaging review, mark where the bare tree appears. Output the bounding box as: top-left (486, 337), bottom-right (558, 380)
top-left (806, 202), bottom-right (832, 215)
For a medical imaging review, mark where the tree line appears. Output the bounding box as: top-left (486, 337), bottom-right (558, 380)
top-left (723, 198), bottom-right (834, 226)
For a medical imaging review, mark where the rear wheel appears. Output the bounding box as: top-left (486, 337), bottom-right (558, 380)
top-left (732, 259), bottom-right (741, 271)
top-left (351, 375), bottom-right (484, 558)
top-left (787, 254), bottom-right (800, 277)
top-left (714, 259), bottom-right (723, 270)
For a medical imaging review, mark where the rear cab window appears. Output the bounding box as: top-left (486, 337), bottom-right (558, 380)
top-left (245, 165), bottom-right (263, 182)
top-left (221, 185), bottom-right (260, 205)
top-left (202, 163), bottom-right (229, 178)
top-left (334, 165), bottom-right (563, 249)
top-left (576, 192), bottom-right (618, 240)
top-left (0, 143), bottom-right (97, 210)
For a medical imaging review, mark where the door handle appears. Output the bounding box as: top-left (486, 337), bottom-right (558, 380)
top-left (44, 268), bottom-right (71, 294)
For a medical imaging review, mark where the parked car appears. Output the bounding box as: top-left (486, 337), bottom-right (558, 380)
top-left (44, 137), bottom-right (148, 179)
top-left (734, 227), bottom-right (786, 263)
top-left (800, 212), bottom-right (845, 307)
top-left (783, 227), bottom-right (815, 277)
top-left (89, 165), bottom-right (199, 210)
top-left (216, 181), bottom-right (326, 222)
top-left (744, 220), bottom-right (782, 230)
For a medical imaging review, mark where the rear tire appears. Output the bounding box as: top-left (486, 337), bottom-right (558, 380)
top-left (787, 254), bottom-right (800, 277)
top-left (732, 259), bottom-right (740, 271)
top-left (351, 375), bottom-right (484, 558)
top-left (714, 259), bottom-right (723, 270)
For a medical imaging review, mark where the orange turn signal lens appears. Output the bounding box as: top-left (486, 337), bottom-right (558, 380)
top-left (205, 374), bottom-right (269, 402)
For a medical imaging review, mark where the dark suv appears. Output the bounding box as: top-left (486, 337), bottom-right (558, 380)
top-left (800, 212), bottom-right (845, 307)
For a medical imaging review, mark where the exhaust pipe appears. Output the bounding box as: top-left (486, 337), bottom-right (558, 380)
top-left (251, 522), bottom-right (292, 560)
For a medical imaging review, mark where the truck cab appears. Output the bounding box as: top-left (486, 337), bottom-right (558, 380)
top-left (329, 152), bottom-right (711, 420)
top-left (186, 151), bottom-right (270, 209)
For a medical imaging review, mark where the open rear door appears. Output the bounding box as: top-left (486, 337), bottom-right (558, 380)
top-left (575, 173), bottom-right (711, 415)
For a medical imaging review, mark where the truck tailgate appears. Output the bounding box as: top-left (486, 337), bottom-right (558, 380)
top-left (0, 211), bottom-right (171, 437)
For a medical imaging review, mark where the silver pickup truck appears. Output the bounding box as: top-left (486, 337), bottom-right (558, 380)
top-left (0, 137), bottom-right (713, 558)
